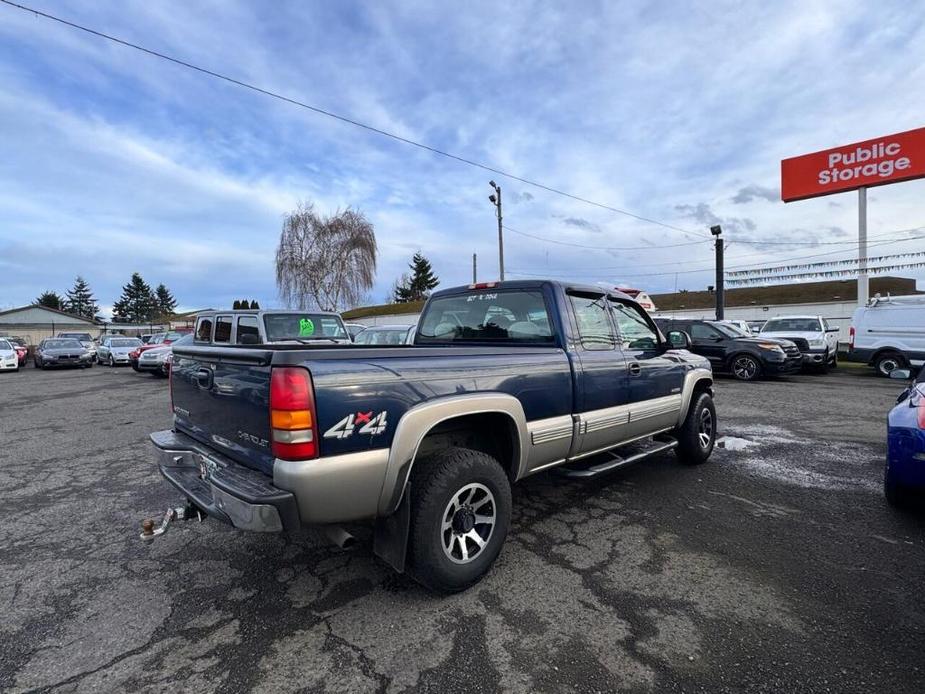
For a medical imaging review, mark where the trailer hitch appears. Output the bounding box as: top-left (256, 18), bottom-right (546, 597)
top-left (140, 504), bottom-right (203, 541)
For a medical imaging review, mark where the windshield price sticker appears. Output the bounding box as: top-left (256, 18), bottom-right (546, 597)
top-left (299, 318), bottom-right (315, 336)
top-left (467, 293), bottom-right (498, 302)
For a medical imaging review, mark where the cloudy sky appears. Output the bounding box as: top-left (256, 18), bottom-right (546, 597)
top-left (1, 0), bottom-right (924, 315)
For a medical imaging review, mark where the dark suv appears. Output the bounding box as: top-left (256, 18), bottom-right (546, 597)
top-left (655, 318), bottom-right (801, 381)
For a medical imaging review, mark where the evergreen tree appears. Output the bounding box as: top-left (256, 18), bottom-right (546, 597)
top-left (112, 272), bottom-right (157, 323)
top-left (154, 284), bottom-right (178, 317)
top-left (249, 300), bottom-right (260, 309)
top-left (35, 291), bottom-right (65, 310)
top-left (392, 273), bottom-right (414, 303)
top-left (233, 300), bottom-right (242, 309)
top-left (408, 252), bottom-right (439, 299)
top-left (64, 276), bottom-right (99, 320)
top-left (392, 253), bottom-right (439, 302)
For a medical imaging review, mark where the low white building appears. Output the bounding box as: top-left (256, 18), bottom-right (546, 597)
top-left (0, 305), bottom-right (101, 345)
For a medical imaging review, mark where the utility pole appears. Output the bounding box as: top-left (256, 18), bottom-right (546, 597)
top-left (711, 225), bottom-right (724, 320)
top-left (472, 253), bottom-right (477, 284)
top-left (489, 181), bottom-right (504, 281)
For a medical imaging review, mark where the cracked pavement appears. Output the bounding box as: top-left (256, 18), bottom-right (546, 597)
top-left (1, 365), bottom-right (924, 692)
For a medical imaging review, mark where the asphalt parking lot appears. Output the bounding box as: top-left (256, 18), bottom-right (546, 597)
top-left (1, 364), bottom-right (924, 693)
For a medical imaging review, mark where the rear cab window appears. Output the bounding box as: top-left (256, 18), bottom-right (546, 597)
top-left (236, 316), bottom-right (260, 344)
top-left (195, 317), bottom-right (213, 342)
top-left (262, 313), bottom-right (348, 342)
top-left (214, 316), bottom-right (232, 343)
top-left (417, 288), bottom-right (555, 344)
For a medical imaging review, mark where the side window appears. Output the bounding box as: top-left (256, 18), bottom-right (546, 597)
top-left (821, 318), bottom-right (831, 331)
top-left (236, 316), bottom-right (260, 344)
top-left (690, 323), bottom-right (717, 340)
top-left (611, 302), bottom-right (659, 350)
top-left (195, 317), bottom-right (213, 342)
top-left (214, 315), bottom-right (232, 343)
top-left (569, 295), bottom-right (616, 350)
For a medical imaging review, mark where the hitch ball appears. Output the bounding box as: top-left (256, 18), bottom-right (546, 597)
top-left (141, 519), bottom-right (155, 536)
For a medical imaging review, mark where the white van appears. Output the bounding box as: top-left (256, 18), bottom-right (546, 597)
top-left (847, 295), bottom-right (925, 376)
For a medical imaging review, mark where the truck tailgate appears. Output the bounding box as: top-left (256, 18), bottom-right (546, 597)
top-left (171, 346), bottom-right (275, 474)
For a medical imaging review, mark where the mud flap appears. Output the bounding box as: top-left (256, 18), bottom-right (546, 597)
top-left (373, 492), bottom-right (410, 573)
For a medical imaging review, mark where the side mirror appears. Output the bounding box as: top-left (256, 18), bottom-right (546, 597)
top-left (889, 368), bottom-right (912, 380)
top-left (666, 330), bottom-right (691, 350)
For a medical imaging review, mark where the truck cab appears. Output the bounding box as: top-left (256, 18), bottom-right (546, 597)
top-left (192, 309), bottom-right (351, 346)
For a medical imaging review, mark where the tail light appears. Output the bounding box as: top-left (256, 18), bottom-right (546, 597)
top-left (849, 326), bottom-right (855, 349)
top-left (270, 367), bottom-right (318, 460)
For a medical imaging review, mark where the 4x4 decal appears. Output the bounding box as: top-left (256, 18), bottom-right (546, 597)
top-left (324, 411), bottom-right (388, 439)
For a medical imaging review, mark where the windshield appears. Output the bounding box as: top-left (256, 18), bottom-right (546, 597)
top-left (763, 318), bottom-right (822, 333)
top-left (0, 339), bottom-right (11, 350)
top-left (417, 289), bottom-right (554, 344)
top-left (711, 322), bottom-right (748, 338)
top-left (59, 333), bottom-right (92, 341)
top-left (355, 328), bottom-right (411, 345)
top-left (263, 313), bottom-right (347, 341)
top-left (111, 338), bottom-right (142, 347)
top-left (45, 339), bottom-right (83, 350)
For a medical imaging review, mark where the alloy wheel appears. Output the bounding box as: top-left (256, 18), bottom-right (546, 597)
top-left (441, 482), bottom-right (496, 565)
top-left (733, 356), bottom-right (758, 380)
top-left (698, 408), bottom-right (714, 449)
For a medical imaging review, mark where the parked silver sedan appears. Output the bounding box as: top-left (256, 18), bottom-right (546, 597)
top-left (353, 324), bottom-right (416, 345)
top-left (97, 336), bottom-right (144, 367)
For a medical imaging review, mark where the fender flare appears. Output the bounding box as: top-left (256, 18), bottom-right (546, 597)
top-left (677, 368), bottom-right (713, 426)
top-left (377, 393), bottom-right (529, 516)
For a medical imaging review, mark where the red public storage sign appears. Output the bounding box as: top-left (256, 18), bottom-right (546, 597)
top-left (781, 126), bottom-right (925, 202)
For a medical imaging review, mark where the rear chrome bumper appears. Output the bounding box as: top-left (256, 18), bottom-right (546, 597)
top-left (150, 429), bottom-right (299, 532)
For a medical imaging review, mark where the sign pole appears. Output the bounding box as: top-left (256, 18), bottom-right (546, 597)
top-left (858, 186), bottom-right (868, 306)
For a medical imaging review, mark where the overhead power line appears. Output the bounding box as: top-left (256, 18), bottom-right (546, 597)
top-left (0, 0), bottom-right (709, 240)
top-left (506, 231), bottom-right (925, 280)
top-left (502, 225), bottom-right (707, 251)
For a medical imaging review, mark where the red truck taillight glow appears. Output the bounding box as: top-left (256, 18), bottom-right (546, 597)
top-left (849, 326), bottom-right (855, 349)
top-left (269, 367), bottom-right (318, 460)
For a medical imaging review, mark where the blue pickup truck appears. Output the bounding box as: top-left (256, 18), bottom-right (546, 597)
top-left (146, 280), bottom-right (715, 591)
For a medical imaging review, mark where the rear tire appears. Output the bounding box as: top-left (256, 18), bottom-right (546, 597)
top-left (875, 351), bottom-right (905, 378)
top-left (675, 392), bottom-right (716, 465)
top-left (408, 447), bottom-right (511, 593)
top-left (731, 354), bottom-right (761, 381)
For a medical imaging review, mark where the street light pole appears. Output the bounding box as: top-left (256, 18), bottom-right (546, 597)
top-left (489, 181), bottom-right (504, 281)
top-left (711, 225), bottom-right (724, 320)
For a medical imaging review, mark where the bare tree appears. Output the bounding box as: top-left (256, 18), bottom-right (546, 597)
top-left (275, 202), bottom-right (378, 311)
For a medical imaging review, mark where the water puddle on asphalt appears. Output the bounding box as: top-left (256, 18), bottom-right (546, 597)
top-left (716, 436), bottom-right (756, 451)
top-left (714, 428), bottom-right (879, 494)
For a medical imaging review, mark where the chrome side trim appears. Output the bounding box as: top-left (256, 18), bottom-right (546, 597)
top-left (274, 448), bottom-right (389, 524)
top-left (526, 414), bottom-right (574, 475)
top-left (530, 417), bottom-right (573, 445)
top-left (632, 395), bottom-right (682, 421)
top-left (677, 368), bottom-right (714, 426)
top-left (584, 410), bottom-right (630, 433)
top-left (379, 394), bottom-right (529, 515)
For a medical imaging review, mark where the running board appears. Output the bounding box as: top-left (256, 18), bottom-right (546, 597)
top-left (556, 437), bottom-right (678, 478)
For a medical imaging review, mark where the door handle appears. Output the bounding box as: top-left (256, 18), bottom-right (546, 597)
top-left (194, 368), bottom-right (213, 389)
top-left (628, 362), bottom-right (641, 377)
